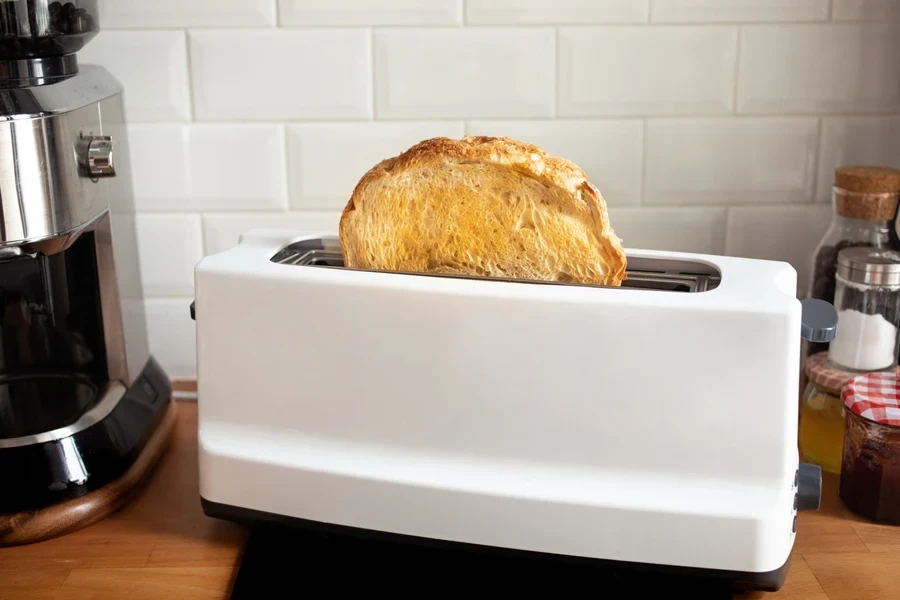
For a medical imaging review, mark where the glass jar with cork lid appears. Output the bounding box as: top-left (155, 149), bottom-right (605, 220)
top-left (807, 166), bottom-right (900, 358)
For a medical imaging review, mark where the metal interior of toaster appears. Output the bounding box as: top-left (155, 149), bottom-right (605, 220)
top-left (269, 237), bottom-right (722, 293)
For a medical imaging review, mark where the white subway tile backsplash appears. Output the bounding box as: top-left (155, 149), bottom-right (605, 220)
top-left (136, 215), bottom-right (203, 296)
top-left (832, 0), bottom-right (900, 21)
top-left (128, 124), bottom-right (287, 212)
top-left (607, 207), bottom-right (727, 254)
top-left (287, 122), bottom-right (464, 210)
top-left (374, 28), bottom-right (554, 119)
top-left (650, 0), bottom-right (829, 22)
top-left (645, 118), bottom-right (818, 205)
top-left (726, 205), bottom-right (833, 295)
top-left (203, 212), bottom-right (342, 255)
top-left (466, 120), bottom-right (643, 205)
top-left (78, 31), bottom-right (190, 122)
top-left (190, 29), bottom-right (371, 121)
top-left (817, 117), bottom-right (900, 203)
top-left (144, 299), bottom-right (198, 379)
top-left (280, 0), bottom-right (461, 25)
top-left (558, 26), bottom-right (737, 116)
top-left (86, 7), bottom-right (900, 381)
top-left (466, 0), bottom-right (648, 24)
top-left (737, 24), bottom-right (900, 114)
top-left (101, 0), bottom-right (275, 28)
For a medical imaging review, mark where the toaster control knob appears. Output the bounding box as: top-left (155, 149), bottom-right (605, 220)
top-left (797, 462), bottom-right (822, 511)
top-left (86, 136), bottom-right (116, 177)
top-left (800, 298), bottom-right (838, 343)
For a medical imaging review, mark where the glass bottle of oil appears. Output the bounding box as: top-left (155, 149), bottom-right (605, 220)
top-left (799, 352), bottom-right (858, 473)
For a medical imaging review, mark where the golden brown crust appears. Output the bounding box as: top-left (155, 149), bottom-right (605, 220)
top-left (339, 135), bottom-right (628, 286)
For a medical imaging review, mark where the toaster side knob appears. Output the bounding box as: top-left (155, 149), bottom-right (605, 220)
top-left (800, 298), bottom-right (838, 343)
top-left (797, 462), bottom-right (822, 511)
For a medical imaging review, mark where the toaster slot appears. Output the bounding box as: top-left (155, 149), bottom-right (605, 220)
top-left (269, 237), bottom-right (721, 293)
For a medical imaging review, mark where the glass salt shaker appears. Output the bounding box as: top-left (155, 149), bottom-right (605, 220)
top-left (828, 247), bottom-right (900, 373)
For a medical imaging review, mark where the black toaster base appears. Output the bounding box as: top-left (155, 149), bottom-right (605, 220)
top-left (202, 497), bottom-right (791, 596)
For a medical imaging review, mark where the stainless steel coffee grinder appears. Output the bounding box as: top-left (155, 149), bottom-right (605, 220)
top-left (0, 0), bottom-right (172, 537)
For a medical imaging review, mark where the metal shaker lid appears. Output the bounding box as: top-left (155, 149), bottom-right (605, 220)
top-left (836, 247), bottom-right (900, 286)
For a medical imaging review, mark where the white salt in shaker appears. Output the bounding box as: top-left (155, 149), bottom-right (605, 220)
top-left (828, 247), bottom-right (900, 372)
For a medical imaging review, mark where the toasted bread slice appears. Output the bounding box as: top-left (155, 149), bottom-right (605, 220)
top-left (338, 135), bottom-right (627, 286)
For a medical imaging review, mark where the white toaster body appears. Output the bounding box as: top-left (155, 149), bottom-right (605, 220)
top-left (194, 229), bottom-right (812, 590)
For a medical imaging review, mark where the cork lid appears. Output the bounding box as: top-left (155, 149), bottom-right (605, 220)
top-left (834, 166), bottom-right (900, 220)
top-left (835, 166), bottom-right (900, 194)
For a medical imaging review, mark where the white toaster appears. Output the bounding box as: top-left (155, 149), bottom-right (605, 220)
top-left (193, 229), bottom-right (831, 592)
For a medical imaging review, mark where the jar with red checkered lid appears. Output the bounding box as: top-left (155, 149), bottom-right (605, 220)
top-left (800, 352), bottom-right (900, 474)
top-left (839, 371), bottom-right (900, 524)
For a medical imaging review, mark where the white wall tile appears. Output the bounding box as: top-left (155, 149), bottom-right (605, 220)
top-left (128, 124), bottom-right (287, 212)
top-left (650, 0), bottom-right (829, 22)
top-left (817, 117), bottom-right (900, 203)
top-left (645, 118), bottom-right (818, 205)
top-left (145, 299), bottom-right (197, 379)
top-left (558, 26), bottom-right (737, 116)
top-left (280, 0), bottom-right (461, 25)
top-left (737, 24), bottom-right (900, 114)
top-left (287, 122), bottom-right (464, 211)
top-left (136, 215), bottom-right (203, 297)
top-left (374, 28), bottom-right (554, 119)
top-left (190, 29), bottom-right (371, 121)
top-left (467, 0), bottom-right (648, 23)
top-left (726, 205), bottom-right (833, 296)
top-left (833, 0), bottom-right (900, 21)
top-left (466, 120), bottom-right (643, 205)
top-left (203, 212), bottom-right (342, 255)
top-left (78, 31), bottom-right (190, 122)
top-left (101, 0), bottom-right (274, 28)
top-left (607, 207), bottom-right (727, 254)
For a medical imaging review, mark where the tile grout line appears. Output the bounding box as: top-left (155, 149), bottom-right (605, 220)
top-left (128, 111), bottom-right (900, 128)
top-left (732, 25), bottom-right (742, 113)
top-left (182, 29), bottom-right (196, 122)
top-left (723, 207), bottom-right (734, 255)
top-left (280, 124), bottom-right (291, 211)
top-left (369, 28), bottom-right (377, 120)
top-left (188, 212), bottom-right (205, 263)
top-left (130, 112), bottom-right (900, 126)
top-left (811, 116), bottom-right (825, 203)
top-left (99, 20), bottom-right (854, 31)
top-left (639, 118), bottom-right (648, 205)
top-left (717, 206), bottom-right (729, 255)
top-left (551, 26), bottom-right (559, 118)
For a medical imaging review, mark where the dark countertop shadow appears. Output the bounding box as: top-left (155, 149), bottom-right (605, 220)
top-left (231, 524), bottom-right (742, 599)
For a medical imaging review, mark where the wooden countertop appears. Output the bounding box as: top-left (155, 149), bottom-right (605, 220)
top-left (1, 400), bottom-right (899, 599)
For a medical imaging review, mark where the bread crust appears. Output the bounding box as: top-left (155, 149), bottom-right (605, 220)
top-left (339, 135), bottom-right (627, 286)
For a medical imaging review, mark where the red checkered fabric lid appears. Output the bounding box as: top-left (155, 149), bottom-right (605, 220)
top-left (805, 351), bottom-right (889, 393)
top-left (842, 372), bottom-right (900, 427)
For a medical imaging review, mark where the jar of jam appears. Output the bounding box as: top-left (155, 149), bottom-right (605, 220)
top-left (799, 352), bottom-right (900, 474)
top-left (839, 371), bottom-right (900, 524)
